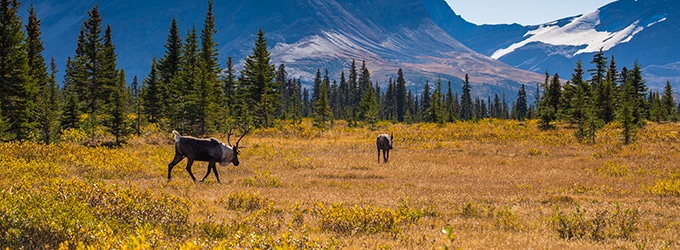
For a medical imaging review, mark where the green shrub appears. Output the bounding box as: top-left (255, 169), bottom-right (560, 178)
top-left (551, 204), bottom-right (639, 241)
top-left (596, 161), bottom-right (630, 177)
top-left (494, 206), bottom-right (519, 231)
top-left (243, 171), bottom-right (283, 188)
top-left (222, 191), bottom-right (269, 211)
top-left (645, 179), bottom-right (680, 197)
top-left (314, 203), bottom-right (413, 235)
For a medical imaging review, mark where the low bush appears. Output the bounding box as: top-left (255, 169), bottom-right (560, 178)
top-left (551, 203), bottom-right (639, 241)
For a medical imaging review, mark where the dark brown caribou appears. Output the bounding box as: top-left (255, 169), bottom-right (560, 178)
top-left (167, 125), bottom-right (249, 183)
top-left (376, 133), bottom-right (393, 163)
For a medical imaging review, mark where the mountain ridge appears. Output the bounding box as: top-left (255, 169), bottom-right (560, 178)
top-left (22, 0), bottom-right (544, 99)
top-left (429, 0), bottom-right (680, 89)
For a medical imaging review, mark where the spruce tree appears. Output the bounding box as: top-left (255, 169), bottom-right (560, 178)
top-left (169, 27), bottom-right (201, 134)
top-left (395, 69), bottom-right (407, 122)
top-left (199, 0), bottom-right (223, 133)
top-left (0, 0), bottom-right (35, 140)
top-left (617, 68), bottom-right (638, 144)
top-left (103, 71), bottom-right (129, 145)
top-left (357, 81), bottom-right (379, 128)
top-left (222, 56), bottom-right (237, 108)
top-left (27, 4), bottom-right (58, 143)
top-left (445, 81), bottom-right (456, 122)
top-left (313, 74), bottom-right (333, 129)
top-left (142, 57), bottom-right (161, 123)
top-left (276, 63), bottom-right (289, 118)
top-left (661, 81), bottom-right (676, 122)
top-left (36, 57), bottom-right (60, 143)
top-left (538, 72), bottom-right (560, 130)
top-left (131, 75), bottom-right (141, 135)
top-left (627, 61), bottom-right (647, 126)
top-left (311, 68), bottom-right (322, 112)
top-left (240, 29), bottom-right (277, 128)
top-left (564, 59), bottom-right (585, 125)
top-left (337, 70), bottom-right (348, 119)
top-left (460, 74), bottom-right (473, 121)
top-left (158, 17), bottom-right (182, 121)
top-left (515, 84), bottom-right (528, 121)
top-left (99, 24), bottom-right (122, 141)
top-left (61, 59), bottom-right (81, 131)
top-left (347, 60), bottom-right (359, 126)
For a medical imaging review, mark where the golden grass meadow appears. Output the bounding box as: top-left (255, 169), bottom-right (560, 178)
top-left (1, 119), bottom-right (678, 249)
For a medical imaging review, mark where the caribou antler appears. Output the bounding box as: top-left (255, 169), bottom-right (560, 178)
top-left (227, 124), bottom-right (250, 148)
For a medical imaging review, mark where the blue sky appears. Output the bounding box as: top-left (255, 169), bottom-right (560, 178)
top-left (446, 0), bottom-right (617, 25)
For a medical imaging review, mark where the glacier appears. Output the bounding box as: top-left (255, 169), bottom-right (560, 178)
top-left (491, 10), bottom-right (667, 60)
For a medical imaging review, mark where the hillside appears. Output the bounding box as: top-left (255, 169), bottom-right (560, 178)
top-left (23, 0), bottom-right (543, 98)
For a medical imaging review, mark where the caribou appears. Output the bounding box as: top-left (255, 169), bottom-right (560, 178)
top-left (376, 133), bottom-right (393, 163)
top-left (167, 125), bottom-right (249, 183)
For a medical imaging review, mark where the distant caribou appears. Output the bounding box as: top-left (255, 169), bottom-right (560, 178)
top-left (376, 133), bottom-right (393, 163)
top-left (167, 125), bottom-right (249, 183)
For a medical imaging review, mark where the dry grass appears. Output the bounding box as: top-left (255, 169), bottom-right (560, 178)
top-left (1, 119), bottom-right (679, 249)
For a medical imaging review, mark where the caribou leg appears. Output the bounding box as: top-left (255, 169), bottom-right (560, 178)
top-left (185, 159), bottom-right (197, 182)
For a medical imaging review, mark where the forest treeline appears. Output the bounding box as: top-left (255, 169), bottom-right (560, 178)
top-left (1, 0), bottom-right (676, 145)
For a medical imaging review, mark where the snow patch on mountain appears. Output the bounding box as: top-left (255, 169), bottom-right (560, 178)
top-left (491, 10), bottom-right (666, 60)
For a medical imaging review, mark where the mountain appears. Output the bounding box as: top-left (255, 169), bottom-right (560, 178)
top-left (428, 0), bottom-right (680, 90)
top-left (22, 0), bottom-right (543, 98)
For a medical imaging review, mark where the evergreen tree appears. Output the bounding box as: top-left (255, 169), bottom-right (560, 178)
top-left (571, 59), bottom-right (599, 141)
top-left (627, 61), bottom-right (648, 126)
top-left (199, 0), bottom-right (224, 133)
top-left (27, 4), bottom-right (58, 143)
top-left (538, 72), bottom-right (560, 129)
top-left (648, 92), bottom-right (662, 122)
top-left (617, 68), bottom-right (639, 144)
top-left (563, 59), bottom-right (586, 125)
top-left (222, 56), bottom-right (237, 110)
top-left (460, 74), bottom-right (473, 121)
top-left (103, 70), bottom-right (129, 145)
top-left (337, 70), bottom-right (348, 119)
top-left (357, 81), bottom-right (379, 128)
top-left (36, 57), bottom-right (60, 143)
top-left (276, 63), bottom-right (289, 118)
top-left (99, 25), bottom-right (118, 108)
top-left (395, 68), bottom-right (407, 122)
top-left (157, 17), bottom-right (182, 121)
top-left (661, 81), bottom-right (676, 122)
top-left (169, 27), bottom-right (201, 134)
top-left (142, 57), bottom-right (161, 123)
top-left (131, 75), bottom-right (141, 135)
top-left (61, 59), bottom-right (81, 131)
top-left (425, 77), bottom-right (445, 124)
top-left (445, 81), bottom-right (456, 122)
top-left (80, 5), bottom-right (105, 119)
top-left (240, 29), bottom-right (277, 128)
top-left (313, 73), bottom-right (333, 129)
top-left (311, 68), bottom-right (322, 112)
top-left (421, 81), bottom-right (431, 116)
top-left (0, 0), bottom-right (35, 140)
top-left (347, 60), bottom-right (359, 126)
top-left (598, 55), bottom-right (617, 123)
top-left (515, 84), bottom-right (528, 121)
top-left (382, 79), bottom-right (397, 121)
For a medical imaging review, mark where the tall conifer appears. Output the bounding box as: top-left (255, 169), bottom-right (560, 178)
top-left (0, 0), bottom-right (34, 140)
top-left (240, 29), bottom-right (277, 128)
top-left (460, 74), bottom-right (473, 121)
